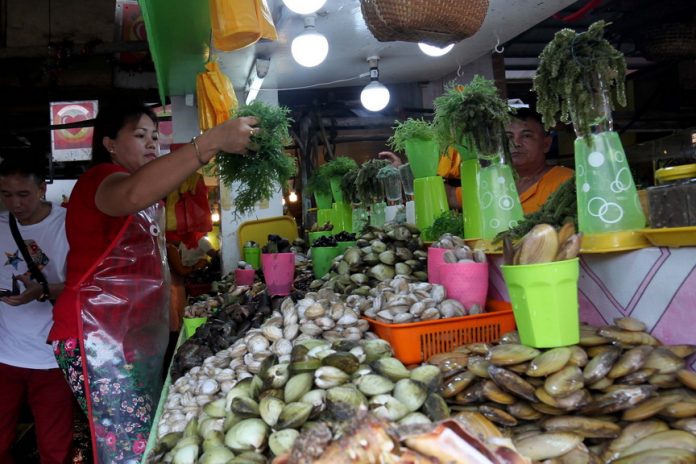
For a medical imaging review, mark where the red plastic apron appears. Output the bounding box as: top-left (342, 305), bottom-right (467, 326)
top-left (74, 203), bottom-right (169, 463)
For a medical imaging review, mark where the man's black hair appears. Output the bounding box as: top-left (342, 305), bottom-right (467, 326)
top-left (511, 107), bottom-right (545, 127)
top-left (0, 154), bottom-right (47, 185)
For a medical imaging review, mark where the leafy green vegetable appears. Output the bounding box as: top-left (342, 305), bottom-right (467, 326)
top-left (355, 159), bottom-right (389, 203)
top-left (533, 20), bottom-right (627, 143)
top-left (322, 156), bottom-right (358, 179)
top-left (376, 165), bottom-right (399, 180)
top-left (341, 168), bottom-right (360, 204)
top-left (216, 101), bottom-right (296, 217)
top-left (387, 118), bottom-right (436, 153)
top-left (494, 176), bottom-right (577, 243)
top-left (433, 75), bottom-right (511, 158)
top-left (424, 210), bottom-right (464, 241)
top-left (305, 169), bottom-right (332, 196)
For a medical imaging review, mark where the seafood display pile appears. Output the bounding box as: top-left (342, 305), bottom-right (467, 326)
top-left (309, 224), bottom-right (428, 295)
top-left (430, 317), bottom-right (696, 462)
top-left (347, 276), bottom-right (476, 324)
top-left (155, 291), bottom-right (374, 443)
top-left (151, 337), bottom-right (454, 462)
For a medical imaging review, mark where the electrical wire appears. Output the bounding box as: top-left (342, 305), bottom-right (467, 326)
top-left (254, 72), bottom-right (370, 92)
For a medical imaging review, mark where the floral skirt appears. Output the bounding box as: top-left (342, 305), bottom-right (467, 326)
top-left (53, 339), bottom-right (151, 463)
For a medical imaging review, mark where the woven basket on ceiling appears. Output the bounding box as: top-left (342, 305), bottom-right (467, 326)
top-left (360, 0), bottom-right (489, 47)
top-left (637, 22), bottom-right (696, 62)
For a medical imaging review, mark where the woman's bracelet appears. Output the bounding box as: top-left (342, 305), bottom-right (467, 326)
top-left (191, 136), bottom-right (206, 166)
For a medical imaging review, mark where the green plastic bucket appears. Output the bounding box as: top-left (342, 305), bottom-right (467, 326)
top-left (311, 246), bottom-right (340, 278)
top-left (243, 247), bottom-right (261, 270)
top-left (501, 258), bottom-right (580, 348)
top-left (332, 202), bottom-right (352, 233)
top-left (404, 138), bottom-right (440, 178)
top-left (308, 230), bottom-right (332, 247)
top-left (336, 240), bottom-right (357, 254)
top-left (413, 176), bottom-right (449, 241)
top-left (314, 191), bottom-right (333, 209)
top-left (183, 317), bottom-right (207, 339)
top-left (330, 177), bottom-right (344, 203)
top-left (316, 208), bottom-right (334, 227)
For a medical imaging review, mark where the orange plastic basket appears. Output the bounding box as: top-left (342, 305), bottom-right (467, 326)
top-left (365, 301), bottom-right (515, 365)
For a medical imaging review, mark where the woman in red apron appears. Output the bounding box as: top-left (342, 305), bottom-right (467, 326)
top-left (48, 100), bottom-right (257, 463)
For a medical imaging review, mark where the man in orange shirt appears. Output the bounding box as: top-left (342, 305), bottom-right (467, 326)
top-left (436, 108), bottom-right (573, 214)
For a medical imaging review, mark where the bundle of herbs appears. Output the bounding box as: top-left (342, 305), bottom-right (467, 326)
top-left (215, 101), bottom-right (296, 216)
top-left (387, 118), bottom-right (435, 152)
top-left (321, 156), bottom-right (358, 180)
top-left (533, 20), bottom-right (627, 142)
top-left (340, 168), bottom-right (360, 204)
top-left (494, 176), bottom-right (577, 243)
top-left (424, 210), bottom-right (464, 240)
top-left (304, 168), bottom-right (332, 197)
top-left (355, 159), bottom-right (390, 203)
top-left (433, 75), bottom-right (511, 159)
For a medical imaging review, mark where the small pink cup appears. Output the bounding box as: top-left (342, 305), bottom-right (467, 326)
top-left (440, 261), bottom-right (489, 310)
top-left (235, 268), bottom-right (256, 286)
top-left (261, 253), bottom-right (295, 296)
top-left (427, 247), bottom-right (448, 285)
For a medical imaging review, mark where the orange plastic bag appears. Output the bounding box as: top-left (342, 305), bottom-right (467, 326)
top-left (257, 0), bottom-right (278, 41)
top-left (210, 0), bottom-right (261, 51)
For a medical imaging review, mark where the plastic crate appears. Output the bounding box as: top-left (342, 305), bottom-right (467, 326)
top-left (365, 301), bottom-right (515, 365)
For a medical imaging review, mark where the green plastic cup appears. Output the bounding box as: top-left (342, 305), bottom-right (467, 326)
top-left (316, 208), bottom-right (334, 227)
top-left (352, 205), bottom-right (368, 232)
top-left (330, 178), bottom-right (344, 203)
top-left (311, 246), bottom-right (340, 278)
top-left (478, 163), bottom-right (524, 240)
top-left (458, 156), bottom-right (482, 240)
top-left (243, 247), bottom-right (261, 270)
top-left (314, 191), bottom-right (333, 209)
top-left (413, 176), bottom-right (449, 240)
top-left (332, 202), bottom-right (352, 233)
top-left (501, 258), bottom-right (580, 348)
top-left (370, 202), bottom-right (387, 227)
top-left (308, 230), bottom-right (332, 246)
top-left (404, 138), bottom-right (440, 178)
top-left (574, 131), bottom-right (646, 234)
top-left (336, 240), bottom-right (357, 254)
top-left (183, 317), bottom-right (207, 339)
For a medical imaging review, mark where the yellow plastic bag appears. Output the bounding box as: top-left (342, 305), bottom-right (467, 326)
top-left (256, 0), bottom-right (278, 41)
top-left (210, 0), bottom-right (261, 51)
top-left (196, 61), bottom-right (238, 131)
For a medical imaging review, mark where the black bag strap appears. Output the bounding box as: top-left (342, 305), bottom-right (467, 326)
top-left (9, 214), bottom-right (51, 299)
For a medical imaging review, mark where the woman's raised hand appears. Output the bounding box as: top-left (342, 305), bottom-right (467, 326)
top-left (206, 116), bottom-right (259, 155)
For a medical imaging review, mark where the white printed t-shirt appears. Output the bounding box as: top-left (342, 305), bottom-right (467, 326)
top-left (0, 204), bottom-right (68, 369)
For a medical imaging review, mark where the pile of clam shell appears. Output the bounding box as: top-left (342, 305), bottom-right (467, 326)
top-left (433, 233), bottom-right (487, 265)
top-left (346, 276), bottom-right (474, 324)
top-left (150, 338), bottom-right (450, 463)
top-left (309, 224), bottom-right (428, 296)
top-left (156, 290), bottom-right (374, 439)
top-left (428, 317), bottom-right (696, 462)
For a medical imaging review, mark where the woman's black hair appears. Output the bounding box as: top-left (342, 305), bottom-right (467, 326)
top-left (91, 99), bottom-right (159, 165)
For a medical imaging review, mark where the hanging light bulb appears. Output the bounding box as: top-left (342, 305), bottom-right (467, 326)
top-left (418, 42), bottom-right (454, 57)
top-left (360, 56), bottom-right (390, 112)
top-left (282, 0), bottom-right (326, 15)
top-left (291, 15), bottom-right (329, 68)
top-left (288, 191), bottom-right (298, 203)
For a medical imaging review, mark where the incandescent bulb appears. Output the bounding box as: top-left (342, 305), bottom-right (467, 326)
top-left (291, 30), bottom-right (329, 67)
top-left (282, 0), bottom-right (326, 15)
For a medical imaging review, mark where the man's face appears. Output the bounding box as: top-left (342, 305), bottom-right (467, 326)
top-left (0, 173), bottom-right (46, 224)
top-left (506, 118), bottom-right (552, 171)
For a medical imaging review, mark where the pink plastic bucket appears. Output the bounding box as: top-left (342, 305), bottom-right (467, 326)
top-left (261, 253), bottom-right (295, 296)
top-left (440, 261), bottom-right (489, 310)
top-left (427, 247), bottom-right (448, 285)
top-left (235, 268), bottom-right (256, 286)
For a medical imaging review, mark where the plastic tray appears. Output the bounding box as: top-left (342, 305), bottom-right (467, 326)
top-left (640, 226), bottom-right (696, 247)
top-left (580, 229), bottom-right (651, 253)
top-left (238, 215), bottom-right (298, 250)
top-left (365, 301), bottom-right (515, 365)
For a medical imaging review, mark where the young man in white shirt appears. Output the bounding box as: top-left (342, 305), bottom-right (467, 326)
top-left (0, 155), bottom-right (74, 463)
